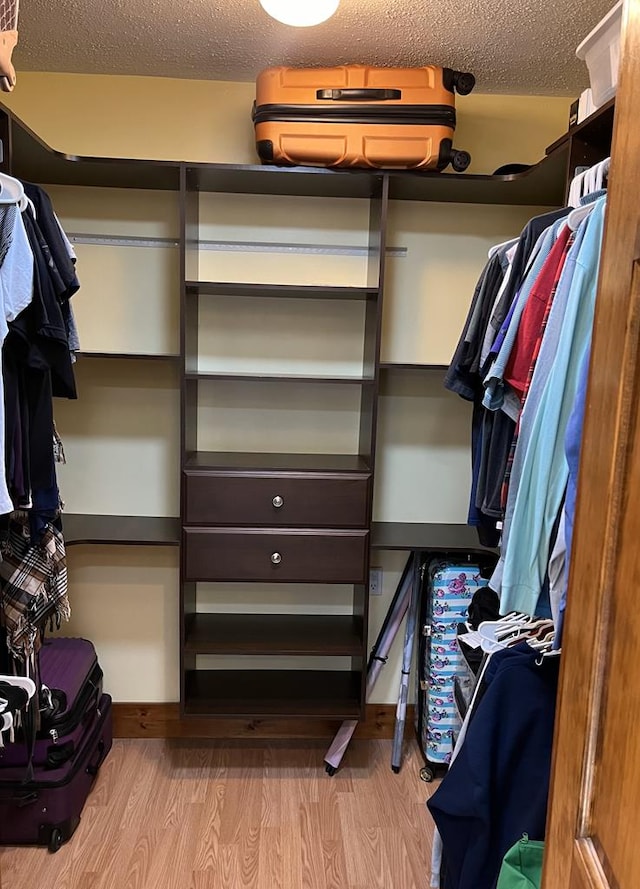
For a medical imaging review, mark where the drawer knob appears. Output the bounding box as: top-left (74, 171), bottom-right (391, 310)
top-left (271, 552), bottom-right (282, 565)
top-left (272, 495), bottom-right (284, 508)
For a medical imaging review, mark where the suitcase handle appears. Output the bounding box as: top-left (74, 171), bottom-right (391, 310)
top-left (86, 739), bottom-right (106, 777)
top-left (316, 88), bottom-right (402, 101)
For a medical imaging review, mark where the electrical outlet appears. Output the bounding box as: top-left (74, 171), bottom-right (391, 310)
top-left (369, 568), bottom-right (383, 596)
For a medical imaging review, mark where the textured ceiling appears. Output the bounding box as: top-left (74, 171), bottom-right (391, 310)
top-left (15, 0), bottom-right (614, 94)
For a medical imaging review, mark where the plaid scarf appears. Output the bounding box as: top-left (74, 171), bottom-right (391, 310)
top-left (0, 514), bottom-right (70, 666)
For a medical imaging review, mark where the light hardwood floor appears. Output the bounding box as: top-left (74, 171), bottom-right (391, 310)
top-left (0, 738), bottom-right (437, 889)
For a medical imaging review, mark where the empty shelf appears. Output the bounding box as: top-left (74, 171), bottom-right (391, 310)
top-left (185, 614), bottom-right (363, 656)
top-left (185, 371), bottom-right (374, 384)
top-left (186, 282), bottom-right (377, 300)
top-left (184, 670), bottom-right (363, 718)
top-left (184, 452), bottom-right (371, 473)
top-left (379, 363), bottom-right (447, 372)
top-left (76, 351), bottom-right (180, 362)
top-left (63, 514), bottom-right (181, 547)
top-left (371, 522), bottom-right (496, 552)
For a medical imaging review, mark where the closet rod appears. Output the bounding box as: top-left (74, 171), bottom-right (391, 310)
top-left (66, 232), bottom-right (407, 258)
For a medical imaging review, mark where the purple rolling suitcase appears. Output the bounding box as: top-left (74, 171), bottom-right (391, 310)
top-left (0, 638), bottom-right (112, 852)
top-left (0, 637), bottom-right (103, 770)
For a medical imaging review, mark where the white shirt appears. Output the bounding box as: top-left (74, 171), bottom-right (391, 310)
top-left (0, 203), bottom-right (34, 514)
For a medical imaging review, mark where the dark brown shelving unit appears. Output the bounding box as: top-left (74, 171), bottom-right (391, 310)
top-left (546, 98), bottom-right (615, 204)
top-left (386, 146), bottom-right (569, 204)
top-left (0, 97), bottom-right (581, 206)
top-left (63, 514), bottom-right (180, 547)
top-left (179, 164), bottom-right (388, 719)
top-left (181, 150), bottom-right (569, 205)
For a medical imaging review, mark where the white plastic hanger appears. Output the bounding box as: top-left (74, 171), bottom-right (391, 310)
top-left (0, 675), bottom-right (37, 700)
top-left (477, 615), bottom-right (557, 654)
top-left (0, 172), bottom-right (26, 209)
top-left (568, 202), bottom-right (595, 231)
top-left (477, 614), bottom-right (536, 653)
top-left (567, 157), bottom-right (610, 230)
top-left (568, 168), bottom-right (589, 208)
top-left (0, 710), bottom-right (14, 745)
top-left (488, 237), bottom-right (518, 259)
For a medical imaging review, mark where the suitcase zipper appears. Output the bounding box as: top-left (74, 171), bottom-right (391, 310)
top-left (40, 662), bottom-right (102, 740)
top-left (0, 698), bottom-right (110, 792)
top-left (252, 103), bottom-right (456, 128)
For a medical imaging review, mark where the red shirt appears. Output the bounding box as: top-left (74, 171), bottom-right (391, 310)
top-left (504, 225), bottom-right (572, 398)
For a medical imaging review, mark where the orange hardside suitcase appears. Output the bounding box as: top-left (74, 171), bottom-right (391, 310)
top-left (253, 65), bottom-right (475, 173)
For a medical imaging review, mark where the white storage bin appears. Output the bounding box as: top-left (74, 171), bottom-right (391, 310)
top-left (576, 0), bottom-right (623, 107)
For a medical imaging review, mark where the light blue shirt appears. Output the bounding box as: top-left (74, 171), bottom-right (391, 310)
top-left (498, 198), bottom-right (606, 614)
top-left (489, 222), bottom-right (587, 595)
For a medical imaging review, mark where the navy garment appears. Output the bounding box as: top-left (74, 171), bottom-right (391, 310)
top-left (469, 398), bottom-right (500, 547)
top-left (23, 183), bottom-right (80, 300)
top-left (427, 644), bottom-right (559, 889)
top-left (487, 208), bottom-right (570, 341)
top-left (445, 253), bottom-right (505, 401)
top-left (445, 252), bottom-right (505, 548)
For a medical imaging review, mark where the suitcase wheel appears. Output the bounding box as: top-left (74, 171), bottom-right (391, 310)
top-left (420, 766), bottom-right (435, 783)
top-left (453, 71), bottom-right (476, 96)
top-left (48, 827), bottom-right (64, 854)
top-left (451, 151), bottom-right (471, 173)
top-left (325, 764), bottom-right (337, 777)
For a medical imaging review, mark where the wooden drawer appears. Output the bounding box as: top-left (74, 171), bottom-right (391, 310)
top-left (183, 528), bottom-right (369, 583)
top-left (183, 471), bottom-right (370, 527)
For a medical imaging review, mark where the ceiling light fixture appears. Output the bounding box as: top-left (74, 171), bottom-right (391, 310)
top-left (259, 0), bottom-right (340, 27)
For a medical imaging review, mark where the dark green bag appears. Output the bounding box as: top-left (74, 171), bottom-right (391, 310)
top-left (496, 834), bottom-right (545, 889)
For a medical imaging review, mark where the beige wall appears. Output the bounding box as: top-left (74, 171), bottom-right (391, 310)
top-left (4, 72), bottom-right (570, 173)
top-left (5, 73), bottom-right (569, 704)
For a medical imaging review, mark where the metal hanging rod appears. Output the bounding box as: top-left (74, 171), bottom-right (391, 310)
top-left (66, 233), bottom-right (407, 257)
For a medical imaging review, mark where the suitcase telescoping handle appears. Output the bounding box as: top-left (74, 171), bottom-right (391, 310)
top-left (317, 88), bottom-right (402, 101)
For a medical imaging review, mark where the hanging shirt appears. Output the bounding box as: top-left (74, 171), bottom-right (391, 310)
top-left (490, 226), bottom-right (582, 595)
top-left (0, 203), bottom-right (34, 515)
top-left (482, 208), bottom-right (571, 358)
top-left (548, 509), bottom-right (567, 637)
top-left (483, 221), bottom-right (569, 416)
top-left (445, 251), bottom-right (506, 400)
top-left (555, 348), bottom-right (592, 645)
top-left (479, 245), bottom-right (517, 370)
top-left (24, 183), bottom-right (81, 356)
top-left (502, 224), bottom-right (574, 417)
top-left (473, 212), bottom-right (571, 523)
top-left (499, 199), bottom-right (606, 615)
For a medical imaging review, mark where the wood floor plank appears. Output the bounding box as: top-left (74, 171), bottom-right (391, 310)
top-left (360, 826), bottom-right (393, 889)
top-left (321, 837), bottom-right (350, 889)
top-left (217, 745), bottom-right (264, 845)
top-left (257, 826), bottom-right (283, 889)
top-left (0, 738), bottom-right (435, 889)
top-left (191, 782), bottom-right (224, 872)
top-left (300, 803), bottom-right (327, 889)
